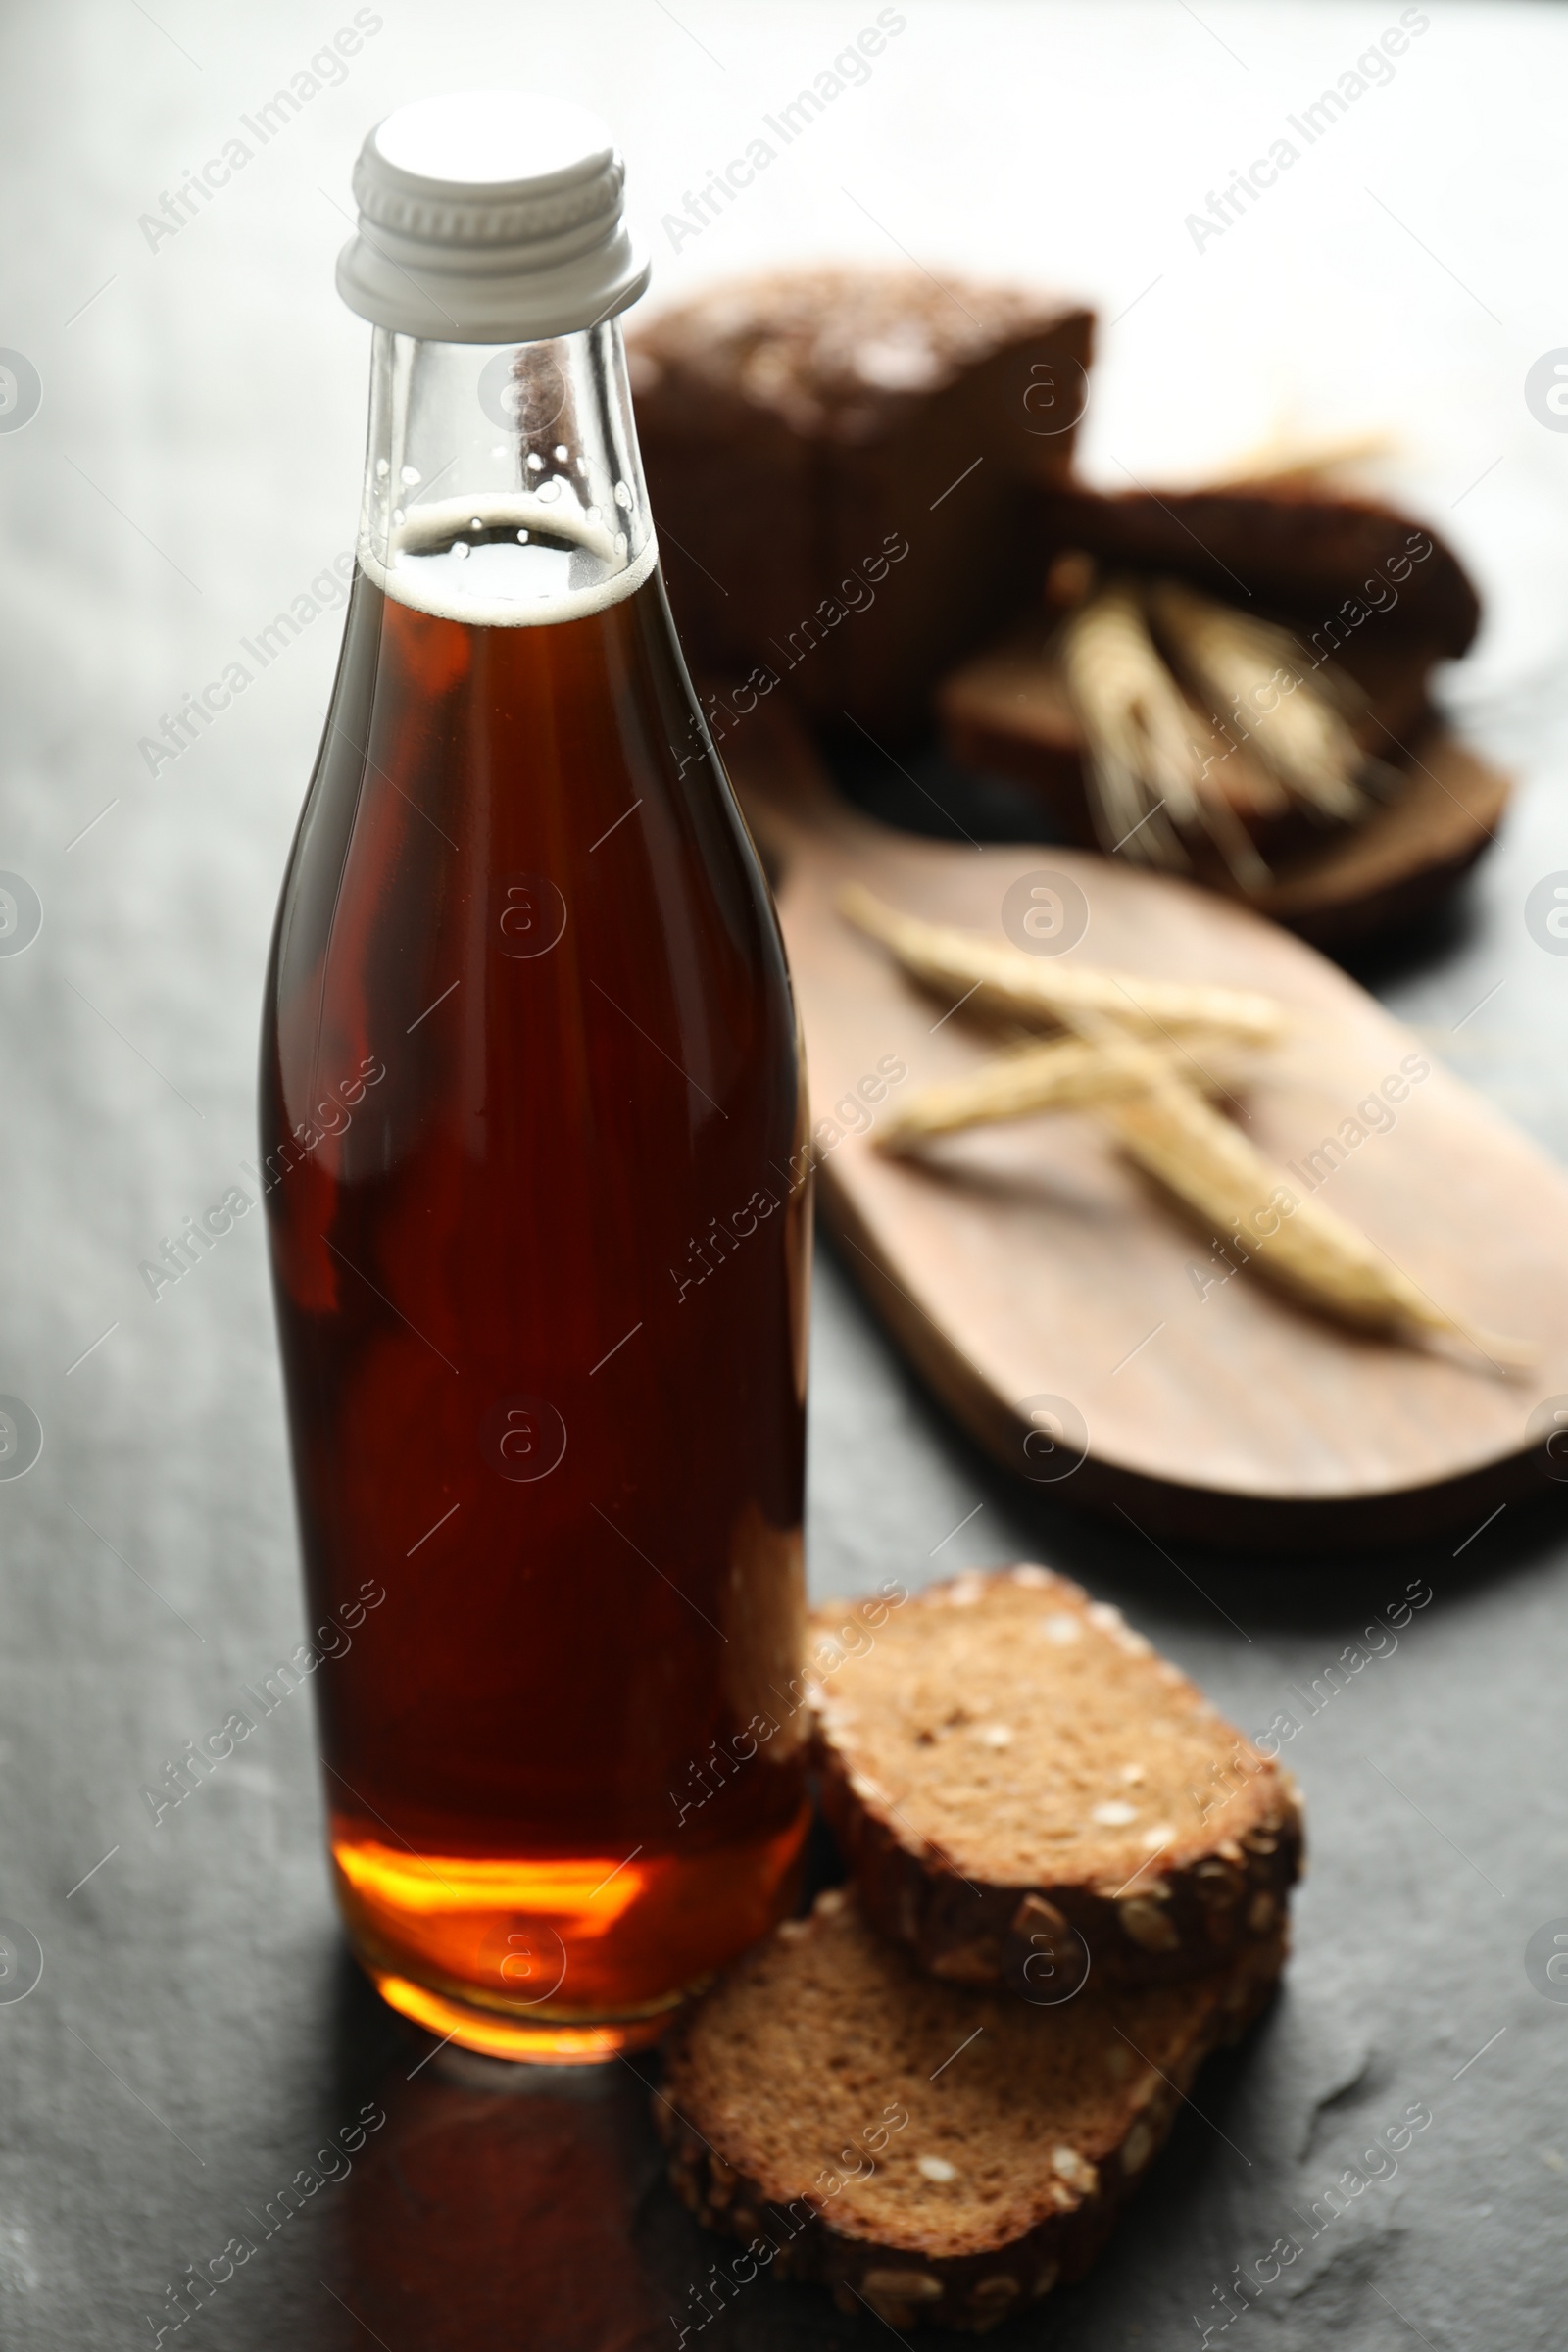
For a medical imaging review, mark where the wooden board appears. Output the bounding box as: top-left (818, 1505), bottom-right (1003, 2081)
top-left (938, 625), bottom-right (1510, 949)
top-left (728, 699), bottom-right (1568, 1546)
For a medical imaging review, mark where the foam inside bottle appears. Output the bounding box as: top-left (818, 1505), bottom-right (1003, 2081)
top-left (365, 493), bottom-right (659, 628)
top-left (358, 322), bottom-right (658, 630)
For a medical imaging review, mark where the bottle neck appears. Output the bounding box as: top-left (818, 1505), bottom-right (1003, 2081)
top-left (357, 320), bottom-right (657, 628)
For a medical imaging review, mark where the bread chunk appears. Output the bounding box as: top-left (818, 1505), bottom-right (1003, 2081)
top-left (659, 1886), bottom-right (1284, 2332)
top-left (810, 1564), bottom-right (1302, 1989)
top-left (629, 267), bottom-right (1094, 731)
top-left (1033, 478), bottom-right (1479, 658)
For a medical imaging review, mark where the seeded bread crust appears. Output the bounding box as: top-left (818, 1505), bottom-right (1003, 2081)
top-left (659, 1889), bottom-right (1285, 2334)
top-left (810, 1565), bottom-right (1303, 1991)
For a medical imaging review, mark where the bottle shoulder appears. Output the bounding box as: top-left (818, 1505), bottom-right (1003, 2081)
top-left (262, 565), bottom-right (798, 1150)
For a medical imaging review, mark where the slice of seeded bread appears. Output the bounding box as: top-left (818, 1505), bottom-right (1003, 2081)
top-left (659, 1886), bottom-right (1284, 2333)
top-left (810, 1565), bottom-right (1302, 1991)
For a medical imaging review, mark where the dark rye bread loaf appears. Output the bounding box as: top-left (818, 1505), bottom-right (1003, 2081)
top-left (628, 267), bottom-right (1094, 731)
top-left (660, 1887), bottom-right (1285, 2333)
top-left (811, 1565), bottom-right (1301, 1991)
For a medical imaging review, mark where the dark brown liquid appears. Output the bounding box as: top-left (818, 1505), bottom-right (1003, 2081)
top-left (260, 558), bottom-right (810, 2057)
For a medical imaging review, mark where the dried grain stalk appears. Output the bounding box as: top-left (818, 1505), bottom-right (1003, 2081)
top-left (1147, 580), bottom-right (1368, 823)
top-left (839, 885), bottom-right (1286, 1048)
top-left (1103, 1075), bottom-right (1525, 1362)
top-left (1202, 429), bottom-right (1396, 489)
top-left (848, 887), bottom-right (1519, 1358)
top-left (1057, 582), bottom-right (1205, 863)
top-left (1057, 583), bottom-right (1269, 886)
top-left (876, 1033), bottom-right (1236, 1152)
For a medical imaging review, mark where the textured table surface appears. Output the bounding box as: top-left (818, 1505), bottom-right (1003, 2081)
top-left (1, 4), bottom-right (1566, 2346)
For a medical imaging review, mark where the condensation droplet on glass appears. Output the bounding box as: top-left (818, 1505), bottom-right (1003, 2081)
top-left (400, 465), bottom-right (421, 485)
top-left (375, 458), bottom-right (390, 477)
top-left (515, 528), bottom-right (529, 543)
top-left (553, 444), bottom-right (568, 462)
top-left (614, 530), bottom-right (627, 555)
top-left (613, 481), bottom-right (632, 509)
top-left (538, 478), bottom-right (561, 504)
top-left (526, 452), bottom-right (544, 472)
top-left (392, 508), bottom-right (406, 526)
top-left (586, 505), bottom-right (601, 522)
top-left (451, 540), bottom-right (469, 561)
top-left (470, 517), bottom-right (482, 531)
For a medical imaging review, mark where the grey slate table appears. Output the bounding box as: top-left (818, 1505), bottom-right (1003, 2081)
top-left (1, 3), bottom-right (1565, 2345)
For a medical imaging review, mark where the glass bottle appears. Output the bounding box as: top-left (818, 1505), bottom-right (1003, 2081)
top-left (259, 94), bottom-right (810, 2060)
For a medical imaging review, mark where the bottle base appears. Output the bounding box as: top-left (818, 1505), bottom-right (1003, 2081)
top-left (330, 1801), bottom-right (809, 2063)
top-left (365, 1963), bottom-right (673, 2063)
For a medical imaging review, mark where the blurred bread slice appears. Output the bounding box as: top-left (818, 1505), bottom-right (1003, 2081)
top-left (1033, 476), bottom-right (1479, 659)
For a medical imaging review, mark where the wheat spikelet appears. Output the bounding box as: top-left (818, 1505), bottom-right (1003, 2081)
top-left (843, 898), bottom-right (1520, 1361)
top-left (1057, 582), bottom-right (1207, 865)
top-left (1058, 581), bottom-right (1272, 886)
top-left (876, 1035), bottom-right (1235, 1152)
top-left (1104, 1076), bottom-right (1526, 1361)
top-left (839, 885), bottom-right (1286, 1048)
top-left (1201, 429), bottom-right (1396, 489)
top-left (1148, 580), bottom-right (1368, 823)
